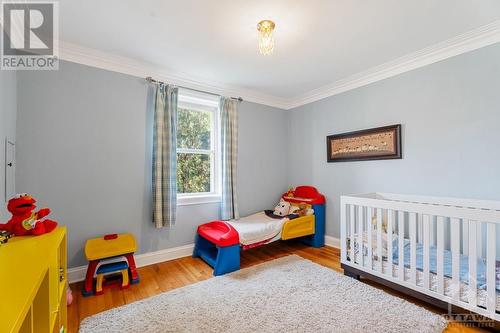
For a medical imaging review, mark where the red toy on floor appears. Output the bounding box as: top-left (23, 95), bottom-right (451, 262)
top-left (0, 194), bottom-right (58, 236)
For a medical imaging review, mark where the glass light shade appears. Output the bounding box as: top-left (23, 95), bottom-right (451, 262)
top-left (257, 20), bottom-right (275, 55)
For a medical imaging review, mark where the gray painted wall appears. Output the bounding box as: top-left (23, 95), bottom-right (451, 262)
top-left (0, 69), bottom-right (16, 221)
top-left (16, 61), bottom-right (289, 267)
top-left (288, 42), bottom-right (500, 239)
top-left (13, 43), bottom-right (500, 266)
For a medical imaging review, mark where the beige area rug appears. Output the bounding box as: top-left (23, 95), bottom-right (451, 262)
top-left (79, 255), bottom-right (448, 333)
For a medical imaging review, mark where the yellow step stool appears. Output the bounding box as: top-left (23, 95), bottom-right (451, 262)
top-left (95, 261), bottom-right (130, 295)
top-left (83, 233), bottom-right (139, 296)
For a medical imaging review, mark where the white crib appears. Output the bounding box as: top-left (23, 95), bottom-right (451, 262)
top-left (340, 193), bottom-right (500, 322)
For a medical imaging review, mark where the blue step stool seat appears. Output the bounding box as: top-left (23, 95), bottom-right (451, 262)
top-left (193, 221), bottom-right (240, 276)
top-left (95, 260), bottom-right (130, 295)
top-left (96, 261), bottom-right (129, 274)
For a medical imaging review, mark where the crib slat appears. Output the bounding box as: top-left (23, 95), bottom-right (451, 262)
top-left (468, 220), bottom-right (477, 307)
top-left (451, 218), bottom-right (460, 301)
top-left (341, 202), bottom-right (347, 262)
top-left (437, 216), bottom-right (445, 295)
top-left (377, 208), bottom-right (383, 273)
top-left (486, 222), bottom-right (496, 312)
top-left (387, 209), bottom-right (394, 277)
top-left (350, 205), bottom-right (355, 264)
top-left (430, 216), bottom-right (436, 247)
top-left (410, 212), bottom-right (417, 285)
top-left (417, 214), bottom-right (423, 244)
top-left (462, 219), bottom-right (469, 256)
top-left (367, 207), bottom-right (373, 270)
top-left (423, 214), bottom-right (430, 289)
top-left (477, 223), bottom-right (483, 259)
top-left (357, 205), bottom-right (364, 267)
top-left (398, 211), bottom-right (405, 282)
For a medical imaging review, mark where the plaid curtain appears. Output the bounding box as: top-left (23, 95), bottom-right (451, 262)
top-left (220, 97), bottom-right (239, 220)
top-left (152, 84), bottom-right (178, 228)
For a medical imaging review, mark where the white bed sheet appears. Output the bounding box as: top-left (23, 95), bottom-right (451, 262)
top-left (227, 212), bottom-right (288, 246)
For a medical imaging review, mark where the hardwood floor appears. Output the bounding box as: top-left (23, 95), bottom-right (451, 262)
top-left (68, 241), bottom-right (490, 333)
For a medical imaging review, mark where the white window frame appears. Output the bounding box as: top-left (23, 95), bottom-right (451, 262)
top-left (176, 90), bottom-right (221, 206)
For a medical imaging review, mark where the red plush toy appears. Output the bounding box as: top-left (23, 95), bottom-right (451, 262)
top-left (0, 193), bottom-right (58, 236)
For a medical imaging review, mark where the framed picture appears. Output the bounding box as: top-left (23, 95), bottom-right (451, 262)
top-left (327, 124), bottom-right (402, 162)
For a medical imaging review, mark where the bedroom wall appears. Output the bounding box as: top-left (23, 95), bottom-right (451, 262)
top-left (16, 61), bottom-right (289, 267)
top-left (287, 42), bottom-right (500, 240)
top-left (0, 69), bottom-right (17, 221)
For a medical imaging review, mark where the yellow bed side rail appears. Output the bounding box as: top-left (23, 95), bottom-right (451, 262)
top-left (282, 215), bottom-right (315, 240)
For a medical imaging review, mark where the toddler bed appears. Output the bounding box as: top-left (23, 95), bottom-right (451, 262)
top-left (194, 186), bottom-right (325, 275)
top-left (341, 193), bottom-right (500, 322)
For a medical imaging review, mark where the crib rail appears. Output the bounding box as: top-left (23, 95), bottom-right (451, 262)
top-left (340, 193), bottom-right (500, 321)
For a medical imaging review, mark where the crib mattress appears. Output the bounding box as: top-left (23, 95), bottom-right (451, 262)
top-left (364, 257), bottom-right (500, 312)
top-left (393, 238), bottom-right (500, 291)
top-left (228, 212), bottom-right (288, 246)
top-left (348, 236), bottom-right (500, 311)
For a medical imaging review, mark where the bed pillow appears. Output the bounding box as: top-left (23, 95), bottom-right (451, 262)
top-left (273, 199), bottom-right (291, 217)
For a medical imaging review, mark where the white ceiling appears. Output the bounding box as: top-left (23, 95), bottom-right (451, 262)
top-left (59, 0), bottom-right (500, 107)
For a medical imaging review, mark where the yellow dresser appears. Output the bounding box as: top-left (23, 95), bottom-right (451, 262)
top-left (0, 227), bottom-right (67, 333)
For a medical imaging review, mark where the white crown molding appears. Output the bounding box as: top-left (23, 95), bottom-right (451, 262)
top-left (58, 20), bottom-right (500, 110)
top-left (58, 42), bottom-right (290, 110)
top-left (287, 20), bottom-right (500, 109)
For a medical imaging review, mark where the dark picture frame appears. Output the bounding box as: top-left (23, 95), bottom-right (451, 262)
top-left (326, 124), bottom-right (402, 162)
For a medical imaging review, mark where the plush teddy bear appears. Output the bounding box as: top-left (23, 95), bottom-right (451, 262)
top-left (291, 203), bottom-right (314, 217)
top-left (0, 194), bottom-right (58, 236)
top-left (290, 204), bottom-right (307, 216)
top-left (295, 204), bottom-right (308, 216)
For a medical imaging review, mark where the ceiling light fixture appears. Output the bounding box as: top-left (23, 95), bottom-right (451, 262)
top-left (257, 20), bottom-right (275, 55)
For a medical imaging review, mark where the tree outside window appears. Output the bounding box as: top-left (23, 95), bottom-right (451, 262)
top-left (176, 92), bottom-right (219, 199)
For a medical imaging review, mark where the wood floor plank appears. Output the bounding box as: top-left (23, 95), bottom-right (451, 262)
top-left (67, 241), bottom-right (490, 333)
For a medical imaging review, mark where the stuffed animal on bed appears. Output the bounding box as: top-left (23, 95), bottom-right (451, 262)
top-left (273, 199), bottom-right (291, 217)
top-left (291, 204), bottom-right (314, 217)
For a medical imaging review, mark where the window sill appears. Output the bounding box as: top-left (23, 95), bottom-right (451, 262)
top-left (177, 194), bottom-right (221, 206)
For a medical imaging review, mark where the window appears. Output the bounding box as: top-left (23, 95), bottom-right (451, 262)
top-left (176, 90), bottom-right (220, 205)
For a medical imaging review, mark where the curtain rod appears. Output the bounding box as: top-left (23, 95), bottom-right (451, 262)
top-left (145, 77), bottom-right (243, 102)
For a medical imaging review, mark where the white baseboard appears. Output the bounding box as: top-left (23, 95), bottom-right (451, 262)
top-left (68, 243), bottom-right (195, 283)
top-left (324, 235), bottom-right (340, 248)
top-left (68, 236), bottom-right (340, 283)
